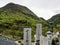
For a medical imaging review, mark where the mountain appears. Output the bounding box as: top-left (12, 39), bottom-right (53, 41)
top-left (48, 14), bottom-right (60, 24)
top-left (0, 3), bottom-right (47, 40)
top-left (48, 14), bottom-right (60, 32)
top-left (0, 3), bottom-right (39, 20)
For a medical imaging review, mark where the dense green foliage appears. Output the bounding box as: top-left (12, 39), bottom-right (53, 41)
top-left (0, 3), bottom-right (48, 40)
top-left (48, 14), bottom-right (60, 32)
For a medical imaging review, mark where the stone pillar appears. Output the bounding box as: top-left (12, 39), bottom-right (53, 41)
top-left (36, 24), bottom-right (42, 45)
top-left (24, 28), bottom-right (31, 45)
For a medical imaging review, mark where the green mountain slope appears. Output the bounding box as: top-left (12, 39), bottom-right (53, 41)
top-left (0, 3), bottom-right (39, 19)
top-left (48, 14), bottom-right (60, 32)
top-left (0, 3), bottom-right (48, 40)
top-left (48, 14), bottom-right (60, 24)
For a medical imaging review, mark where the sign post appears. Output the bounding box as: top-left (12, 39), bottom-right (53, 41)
top-left (36, 24), bottom-right (42, 45)
top-left (24, 28), bottom-right (31, 45)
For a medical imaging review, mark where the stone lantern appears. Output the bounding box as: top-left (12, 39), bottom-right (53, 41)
top-left (47, 31), bottom-right (52, 45)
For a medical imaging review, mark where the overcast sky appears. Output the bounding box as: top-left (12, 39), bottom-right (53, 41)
top-left (0, 0), bottom-right (60, 20)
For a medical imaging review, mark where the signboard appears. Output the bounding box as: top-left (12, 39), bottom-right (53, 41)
top-left (24, 28), bottom-right (31, 45)
top-left (36, 24), bottom-right (42, 40)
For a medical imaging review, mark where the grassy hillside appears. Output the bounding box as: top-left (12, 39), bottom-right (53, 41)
top-left (0, 3), bottom-right (48, 41)
top-left (48, 14), bottom-right (60, 32)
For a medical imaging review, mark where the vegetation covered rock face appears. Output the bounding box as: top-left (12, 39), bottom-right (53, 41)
top-left (0, 3), bottom-right (59, 41)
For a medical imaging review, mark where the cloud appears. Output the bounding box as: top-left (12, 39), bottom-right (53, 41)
top-left (29, 7), bottom-right (56, 20)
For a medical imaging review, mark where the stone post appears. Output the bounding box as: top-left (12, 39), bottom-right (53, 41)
top-left (24, 28), bottom-right (31, 45)
top-left (36, 24), bottom-right (42, 45)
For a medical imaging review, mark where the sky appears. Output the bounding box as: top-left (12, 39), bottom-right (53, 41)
top-left (0, 0), bottom-right (60, 20)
